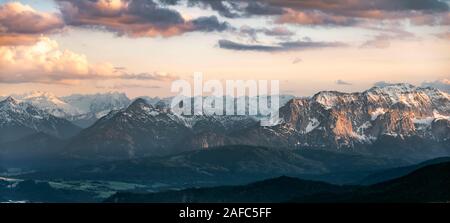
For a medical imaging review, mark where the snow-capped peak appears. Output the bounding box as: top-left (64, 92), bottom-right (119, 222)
top-left (2, 96), bottom-right (18, 104)
top-left (9, 91), bottom-right (80, 117)
top-left (61, 92), bottom-right (130, 115)
top-left (370, 83), bottom-right (416, 92)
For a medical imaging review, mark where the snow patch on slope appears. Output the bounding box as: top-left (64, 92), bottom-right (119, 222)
top-left (371, 108), bottom-right (386, 121)
top-left (305, 118), bottom-right (320, 133)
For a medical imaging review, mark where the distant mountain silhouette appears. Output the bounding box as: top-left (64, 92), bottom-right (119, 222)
top-left (20, 145), bottom-right (405, 186)
top-left (296, 161), bottom-right (450, 203)
top-left (105, 161), bottom-right (450, 203)
top-left (360, 157), bottom-right (450, 185)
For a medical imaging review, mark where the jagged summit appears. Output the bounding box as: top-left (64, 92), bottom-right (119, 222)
top-left (0, 97), bottom-right (81, 142)
top-left (1, 96), bottom-right (18, 105)
top-left (277, 83), bottom-right (450, 150)
top-left (130, 98), bottom-right (150, 106)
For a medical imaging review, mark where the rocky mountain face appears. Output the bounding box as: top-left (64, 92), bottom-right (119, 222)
top-left (271, 84), bottom-right (449, 148)
top-left (64, 98), bottom-right (259, 160)
top-left (266, 84), bottom-right (450, 148)
top-left (0, 97), bottom-right (81, 143)
top-left (158, 84), bottom-right (448, 160)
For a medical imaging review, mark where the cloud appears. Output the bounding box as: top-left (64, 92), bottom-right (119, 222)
top-left (360, 26), bottom-right (416, 49)
top-left (184, 0), bottom-right (244, 18)
top-left (177, 0), bottom-right (449, 26)
top-left (0, 37), bottom-right (174, 84)
top-left (263, 27), bottom-right (295, 37)
top-left (190, 16), bottom-right (230, 32)
top-left (256, 0), bottom-right (449, 17)
top-left (335, 80), bottom-right (352, 85)
top-left (218, 39), bottom-right (346, 52)
top-left (421, 79), bottom-right (450, 93)
top-left (435, 32), bottom-right (450, 40)
top-left (361, 35), bottom-right (392, 49)
top-left (292, 57), bottom-right (302, 64)
top-left (95, 81), bottom-right (163, 89)
top-left (373, 81), bottom-right (394, 87)
top-left (239, 26), bottom-right (295, 41)
top-left (56, 0), bottom-right (230, 38)
top-left (243, 2), bottom-right (285, 16)
top-left (0, 2), bottom-right (64, 46)
top-left (276, 9), bottom-right (357, 26)
top-left (120, 72), bottom-right (177, 81)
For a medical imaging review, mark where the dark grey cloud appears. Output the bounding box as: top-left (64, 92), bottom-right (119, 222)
top-left (218, 39), bottom-right (346, 52)
top-left (56, 0), bottom-right (230, 37)
top-left (336, 80), bottom-right (352, 85)
top-left (187, 0), bottom-right (242, 18)
top-left (239, 26), bottom-right (295, 41)
top-left (256, 0), bottom-right (449, 15)
top-left (244, 2), bottom-right (285, 16)
top-left (191, 16), bottom-right (230, 32)
top-left (184, 0), bottom-right (449, 16)
top-left (173, 0), bottom-right (450, 26)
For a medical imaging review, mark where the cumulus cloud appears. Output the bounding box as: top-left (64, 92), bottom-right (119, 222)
top-left (0, 2), bottom-right (64, 46)
top-left (421, 79), bottom-right (450, 93)
top-left (218, 39), bottom-right (346, 52)
top-left (56, 0), bottom-right (230, 38)
top-left (335, 80), bottom-right (352, 85)
top-left (0, 37), bottom-right (174, 84)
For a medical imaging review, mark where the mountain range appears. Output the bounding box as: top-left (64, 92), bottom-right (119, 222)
top-left (1, 83), bottom-right (449, 167)
top-left (3, 158), bottom-right (449, 203)
top-left (1, 83), bottom-right (449, 203)
top-left (55, 83), bottom-right (450, 162)
top-left (105, 161), bottom-right (450, 203)
top-left (1, 91), bottom-right (132, 128)
top-left (19, 145), bottom-right (407, 187)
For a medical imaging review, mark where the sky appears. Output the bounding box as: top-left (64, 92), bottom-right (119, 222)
top-left (0, 0), bottom-right (449, 98)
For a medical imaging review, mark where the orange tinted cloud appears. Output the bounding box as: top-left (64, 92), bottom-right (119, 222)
top-left (0, 2), bottom-right (64, 46)
top-left (0, 37), bottom-right (174, 84)
top-left (276, 9), bottom-right (355, 26)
